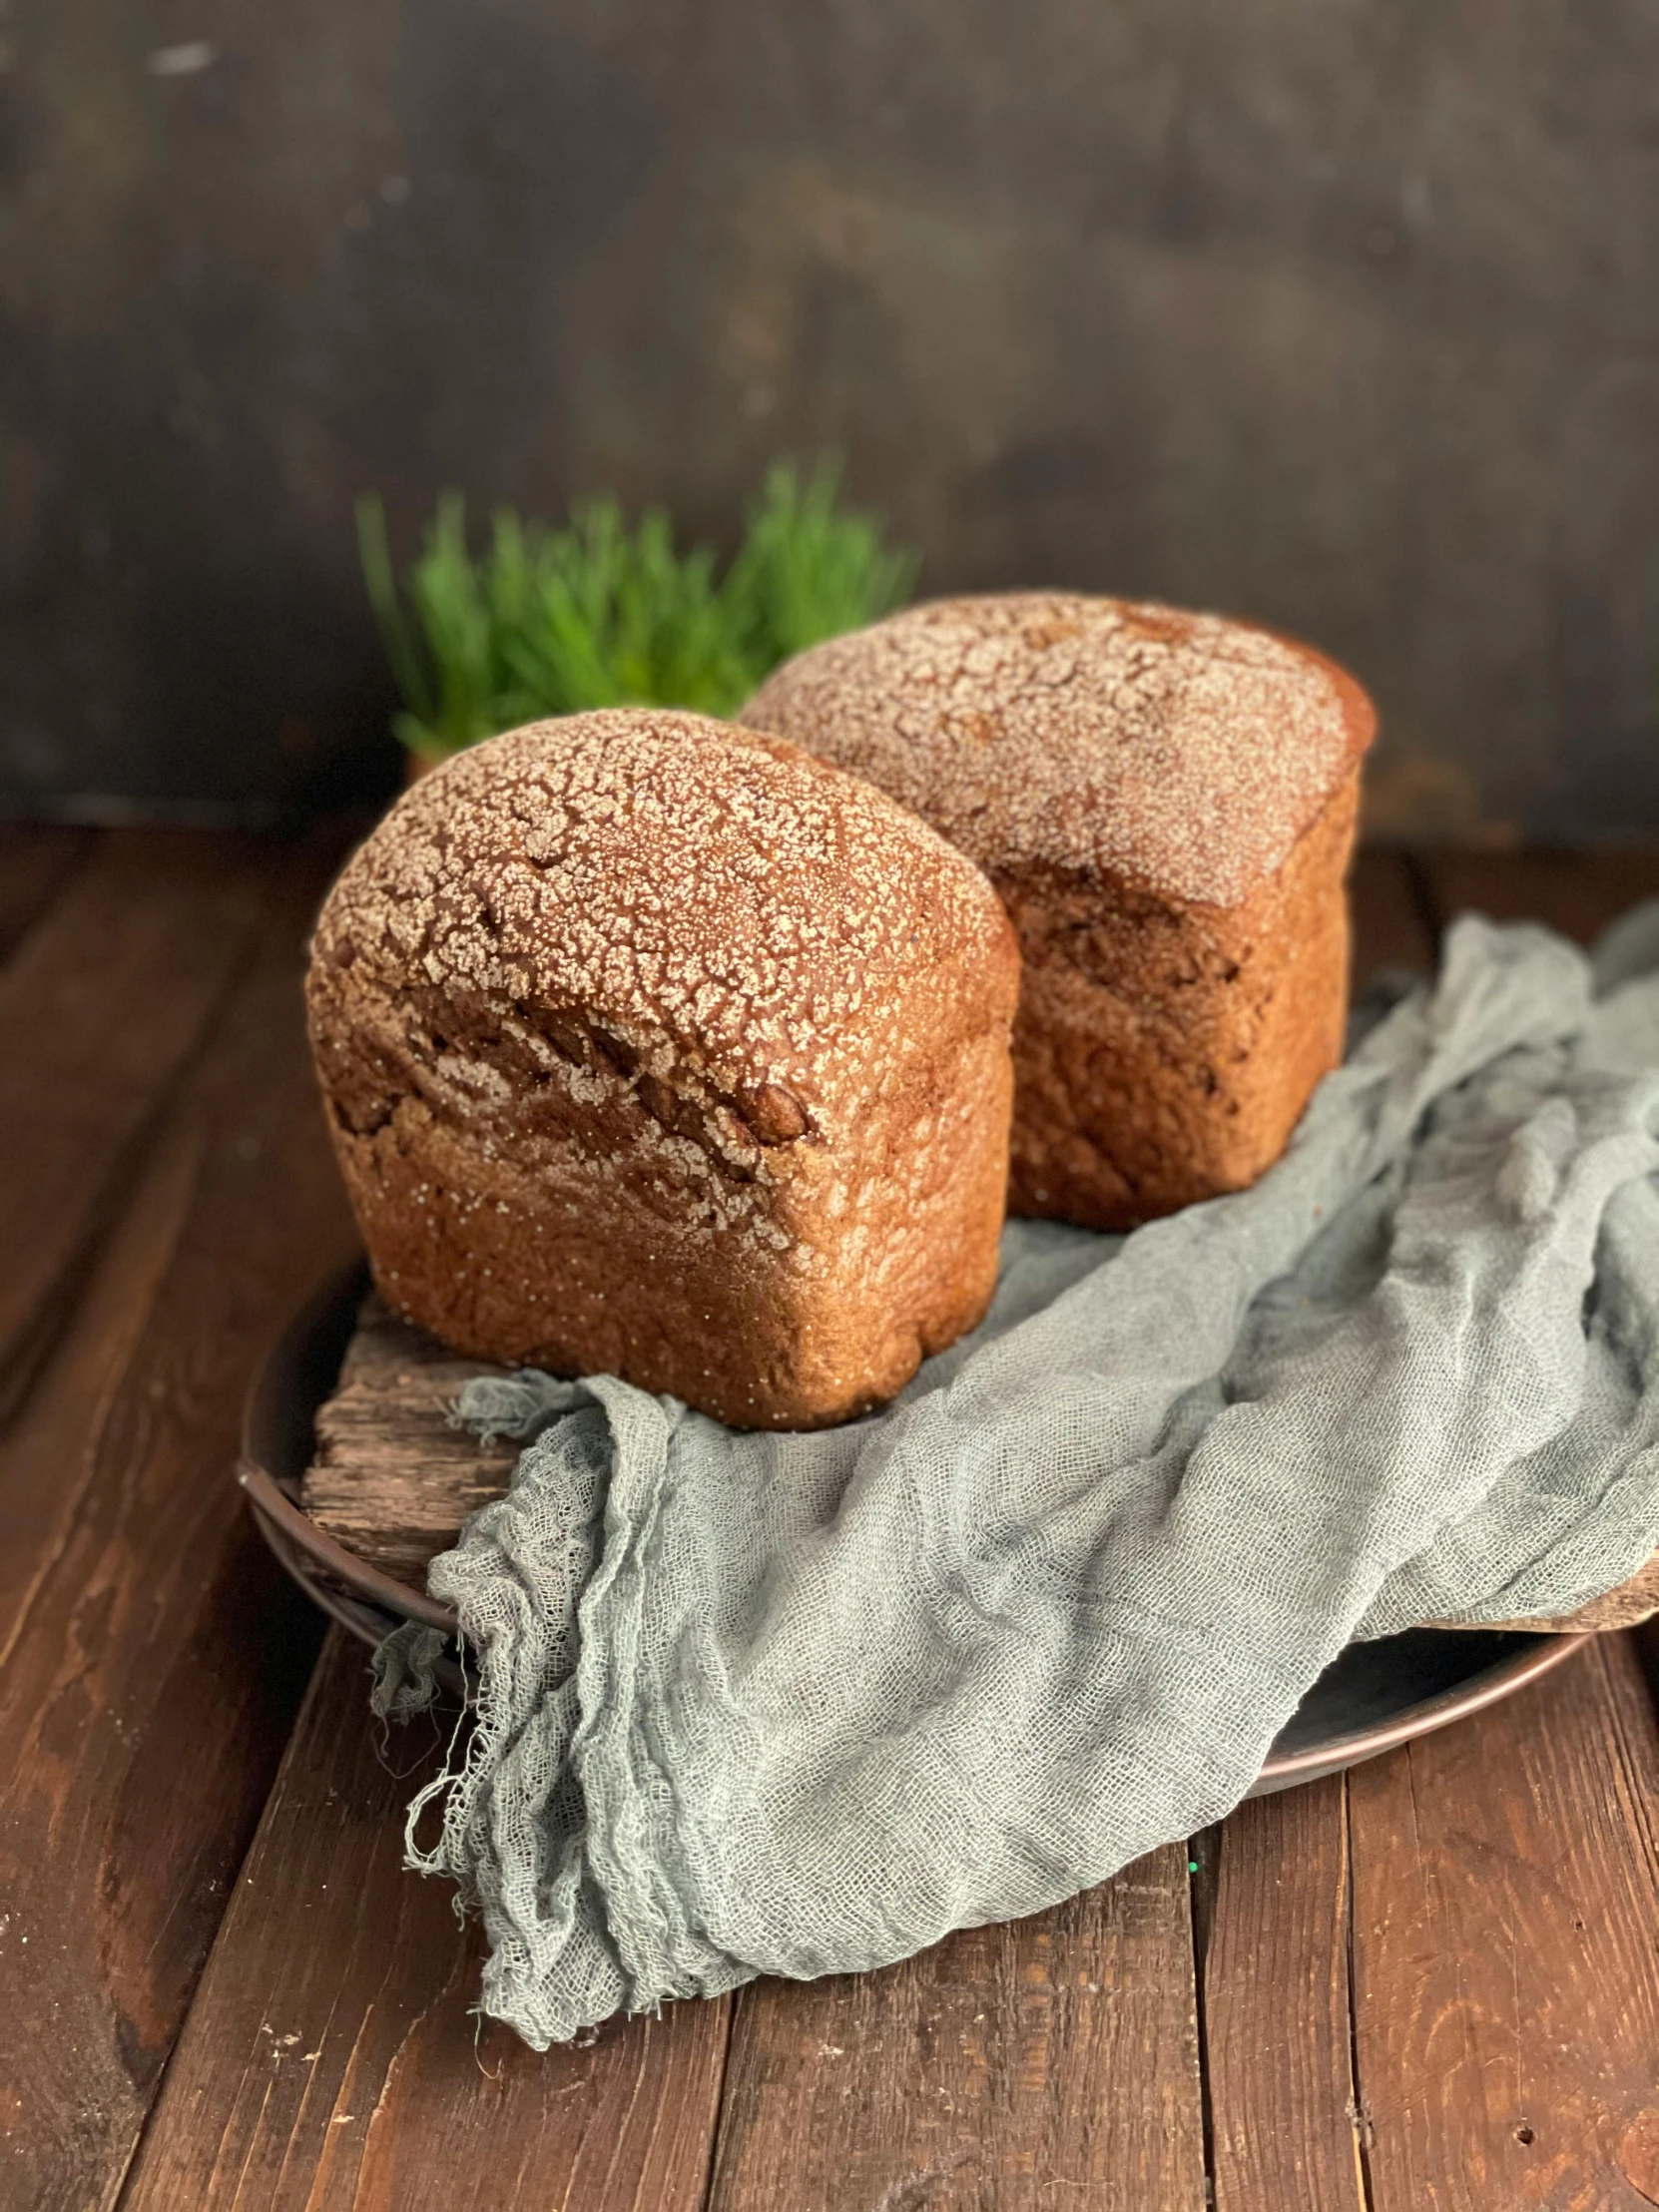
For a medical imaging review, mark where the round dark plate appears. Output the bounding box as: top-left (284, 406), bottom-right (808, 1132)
top-left (240, 1262), bottom-right (1580, 1796)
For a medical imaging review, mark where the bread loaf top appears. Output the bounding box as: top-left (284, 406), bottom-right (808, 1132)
top-left (741, 593), bottom-right (1376, 908)
top-left (308, 709), bottom-right (1017, 1161)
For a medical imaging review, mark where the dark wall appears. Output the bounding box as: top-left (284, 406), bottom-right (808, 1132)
top-left (3, 1), bottom-right (1657, 833)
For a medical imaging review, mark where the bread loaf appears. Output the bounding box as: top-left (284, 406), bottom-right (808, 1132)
top-left (742, 594), bottom-right (1376, 1230)
top-left (305, 710), bottom-right (1020, 1428)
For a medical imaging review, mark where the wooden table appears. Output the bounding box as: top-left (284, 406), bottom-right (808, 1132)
top-left (3, 824), bottom-right (1659, 2212)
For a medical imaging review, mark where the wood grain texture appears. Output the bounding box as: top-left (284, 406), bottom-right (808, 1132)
top-left (302, 1298), bottom-right (515, 1583)
top-left (0, 821), bottom-right (94, 961)
top-left (0, 831), bottom-right (356, 2212)
top-left (0, 828), bottom-right (274, 1427)
top-left (1349, 1637), bottom-right (1659, 2212)
top-left (120, 1628), bottom-right (733, 2212)
top-left (708, 1844), bottom-right (1208, 2212)
top-left (1203, 1778), bottom-right (1367, 2212)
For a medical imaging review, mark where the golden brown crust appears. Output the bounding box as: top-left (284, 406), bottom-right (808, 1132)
top-left (305, 709), bottom-right (1020, 1427)
top-left (741, 594), bottom-right (1376, 1229)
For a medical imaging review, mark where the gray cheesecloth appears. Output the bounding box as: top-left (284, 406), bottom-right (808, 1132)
top-left (372, 905), bottom-right (1659, 2048)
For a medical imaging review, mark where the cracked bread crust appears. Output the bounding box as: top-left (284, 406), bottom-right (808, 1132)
top-left (305, 710), bottom-right (1020, 1428)
top-left (741, 593), bottom-right (1376, 1229)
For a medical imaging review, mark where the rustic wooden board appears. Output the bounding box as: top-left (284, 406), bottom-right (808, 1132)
top-left (1203, 1778), bottom-right (1367, 2212)
top-left (0, 831), bottom-right (356, 2212)
top-left (0, 828), bottom-right (274, 1428)
top-left (301, 1297), bottom-right (515, 1584)
top-left (120, 1628), bottom-right (733, 2212)
top-left (708, 1844), bottom-right (1209, 2212)
top-left (1348, 1637), bottom-right (1659, 2212)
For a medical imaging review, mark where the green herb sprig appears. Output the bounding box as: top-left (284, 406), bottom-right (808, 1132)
top-left (356, 461), bottom-right (917, 763)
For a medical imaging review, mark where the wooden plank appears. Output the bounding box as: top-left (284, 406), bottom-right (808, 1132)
top-left (708, 1843), bottom-right (1209, 2212)
top-left (120, 1629), bottom-right (733, 2212)
top-left (0, 831), bottom-right (358, 2212)
top-left (1418, 847), bottom-right (1659, 945)
top-left (1203, 1779), bottom-right (1367, 2212)
top-left (0, 822), bottom-right (95, 963)
top-left (301, 1298), bottom-right (515, 1584)
top-left (0, 829), bottom-right (276, 1428)
top-left (1350, 847), bottom-right (1437, 980)
top-left (1348, 1636), bottom-right (1659, 2212)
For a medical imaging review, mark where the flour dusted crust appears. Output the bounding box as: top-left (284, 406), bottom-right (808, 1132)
top-left (741, 594), bottom-right (1377, 1229)
top-left (305, 710), bottom-right (1020, 1428)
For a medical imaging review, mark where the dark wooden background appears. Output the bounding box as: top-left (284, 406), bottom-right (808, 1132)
top-left (3, 0), bottom-right (1658, 831)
